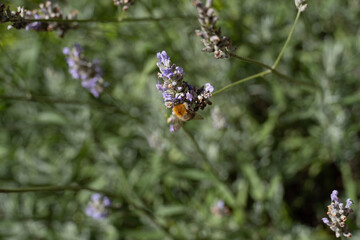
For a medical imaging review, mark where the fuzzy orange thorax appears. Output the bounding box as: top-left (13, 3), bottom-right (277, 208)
top-left (173, 104), bottom-right (187, 117)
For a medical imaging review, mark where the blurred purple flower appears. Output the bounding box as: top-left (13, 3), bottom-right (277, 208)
top-left (63, 43), bottom-right (107, 98)
top-left (85, 193), bottom-right (111, 220)
top-left (331, 190), bottom-right (339, 203)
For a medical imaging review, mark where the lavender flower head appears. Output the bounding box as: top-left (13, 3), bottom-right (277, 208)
top-left (322, 190), bottom-right (354, 238)
top-left (193, 0), bottom-right (232, 59)
top-left (113, 0), bottom-right (134, 11)
top-left (86, 193), bottom-right (111, 220)
top-left (63, 44), bottom-right (107, 98)
top-left (3, 1), bottom-right (77, 37)
top-left (156, 51), bottom-right (214, 132)
top-left (210, 200), bottom-right (230, 216)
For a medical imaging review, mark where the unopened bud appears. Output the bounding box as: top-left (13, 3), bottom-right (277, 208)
top-left (295, 0), bottom-right (307, 12)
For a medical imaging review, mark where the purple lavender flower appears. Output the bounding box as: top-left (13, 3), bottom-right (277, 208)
top-left (63, 44), bottom-right (107, 98)
top-left (322, 190), bottom-right (354, 238)
top-left (85, 193), bottom-right (111, 220)
top-left (331, 190), bottom-right (339, 203)
top-left (156, 51), bottom-right (214, 132)
top-left (346, 199), bottom-right (353, 209)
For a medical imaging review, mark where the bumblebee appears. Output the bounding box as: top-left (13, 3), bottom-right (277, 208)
top-left (172, 102), bottom-right (203, 122)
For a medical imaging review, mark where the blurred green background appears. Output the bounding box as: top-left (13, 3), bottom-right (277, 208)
top-left (0, 0), bottom-right (360, 239)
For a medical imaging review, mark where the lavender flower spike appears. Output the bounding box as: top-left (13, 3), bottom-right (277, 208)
top-left (155, 50), bottom-right (214, 132)
top-left (63, 44), bottom-right (107, 98)
top-left (322, 190), bottom-right (354, 238)
top-left (193, 0), bottom-right (232, 59)
top-left (3, 1), bottom-right (77, 37)
top-left (113, 0), bottom-right (134, 11)
top-left (85, 193), bottom-right (112, 220)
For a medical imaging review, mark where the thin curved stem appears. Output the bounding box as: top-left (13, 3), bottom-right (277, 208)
top-left (230, 52), bottom-right (317, 87)
top-left (216, 10), bottom-right (305, 96)
top-left (182, 127), bottom-right (229, 186)
top-left (230, 53), bottom-right (273, 70)
top-left (272, 10), bottom-right (302, 69)
top-left (213, 70), bottom-right (271, 96)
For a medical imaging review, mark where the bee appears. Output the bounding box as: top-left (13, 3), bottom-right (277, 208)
top-left (172, 102), bottom-right (203, 122)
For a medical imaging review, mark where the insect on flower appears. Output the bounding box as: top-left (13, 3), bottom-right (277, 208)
top-left (156, 50), bottom-right (214, 132)
top-left (172, 102), bottom-right (204, 122)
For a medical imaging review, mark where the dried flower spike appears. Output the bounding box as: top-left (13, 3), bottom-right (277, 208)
top-left (113, 0), bottom-right (134, 11)
top-left (295, 0), bottom-right (307, 12)
top-left (63, 43), bottom-right (107, 98)
top-left (86, 193), bottom-right (112, 220)
top-left (193, 0), bottom-right (232, 59)
top-left (322, 190), bottom-right (354, 238)
top-left (156, 51), bottom-right (214, 132)
top-left (24, 1), bottom-right (78, 37)
top-left (3, 1), bottom-right (77, 37)
top-left (0, 2), bottom-right (27, 29)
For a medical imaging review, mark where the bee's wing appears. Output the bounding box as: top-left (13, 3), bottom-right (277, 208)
top-left (193, 113), bottom-right (203, 120)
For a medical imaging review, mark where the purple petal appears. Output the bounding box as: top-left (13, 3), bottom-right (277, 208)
top-left (205, 83), bottom-right (214, 93)
top-left (331, 190), bottom-right (339, 203)
top-left (346, 199), bottom-right (353, 209)
top-left (322, 217), bottom-right (330, 225)
top-left (63, 47), bottom-right (70, 55)
top-left (91, 193), bottom-right (101, 201)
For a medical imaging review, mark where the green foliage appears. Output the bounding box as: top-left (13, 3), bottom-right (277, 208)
top-left (0, 0), bottom-right (359, 239)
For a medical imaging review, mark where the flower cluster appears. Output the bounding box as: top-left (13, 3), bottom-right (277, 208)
top-left (322, 190), bottom-right (354, 238)
top-left (0, 2), bottom-right (27, 29)
top-left (3, 1), bottom-right (77, 37)
top-left (211, 200), bottom-right (231, 216)
top-left (193, 0), bottom-right (232, 59)
top-left (23, 1), bottom-right (78, 37)
top-left (85, 194), bottom-right (112, 220)
top-left (156, 51), bottom-right (214, 132)
top-left (63, 43), bottom-right (107, 98)
top-left (113, 0), bottom-right (134, 11)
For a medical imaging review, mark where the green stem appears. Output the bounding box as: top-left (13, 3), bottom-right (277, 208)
top-left (0, 185), bottom-right (177, 239)
top-left (230, 53), bottom-right (317, 89)
top-left (212, 70), bottom-right (271, 96)
top-left (230, 53), bottom-right (273, 70)
top-left (17, 15), bottom-right (196, 24)
top-left (0, 185), bottom-right (112, 195)
top-left (216, 10), bottom-right (305, 96)
top-left (182, 127), bottom-right (228, 186)
top-left (272, 10), bottom-right (302, 69)
top-left (0, 94), bottom-right (117, 109)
